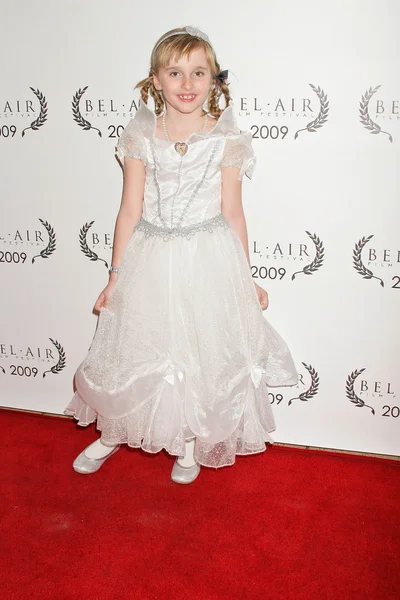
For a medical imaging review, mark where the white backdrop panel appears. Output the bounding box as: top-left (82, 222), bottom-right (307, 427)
top-left (1, 0), bottom-right (399, 456)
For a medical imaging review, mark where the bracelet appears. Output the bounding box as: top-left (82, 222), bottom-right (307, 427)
top-left (109, 266), bottom-right (120, 274)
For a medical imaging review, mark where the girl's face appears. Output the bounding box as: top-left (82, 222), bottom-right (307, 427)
top-left (153, 47), bottom-right (213, 115)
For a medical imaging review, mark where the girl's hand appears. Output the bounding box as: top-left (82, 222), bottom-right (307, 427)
top-left (254, 282), bottom-right (269, 311)
top-left (94, 280), bottom-right (117, 313)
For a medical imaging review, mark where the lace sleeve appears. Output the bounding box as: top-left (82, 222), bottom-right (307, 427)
top-left (115, 119), bottom-right (147, 166)
top-left (220, 131), bottom-right (256, 180)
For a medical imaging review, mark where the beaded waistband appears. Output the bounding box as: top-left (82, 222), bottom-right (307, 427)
top-left (133, 212), bottom-right (229, 241)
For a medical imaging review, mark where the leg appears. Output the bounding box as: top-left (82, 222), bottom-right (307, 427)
top-left (177, 438), bottom-right (196, 467)
top-left (171, 438), bottom-right (201, 484)
top-left (84, 438), bottom-right (119, 459)
top-left (73, 437), bottom-right (120, 474)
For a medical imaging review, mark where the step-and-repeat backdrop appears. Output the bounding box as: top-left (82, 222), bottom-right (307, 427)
top-left (1, 1), bottom-right (399, 456)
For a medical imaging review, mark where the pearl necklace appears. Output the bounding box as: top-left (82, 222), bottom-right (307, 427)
top-left (162, 112), bottom-right (209, 156)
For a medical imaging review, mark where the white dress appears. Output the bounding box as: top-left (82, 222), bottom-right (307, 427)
top-left (64, 101), bottom-right (299, 468)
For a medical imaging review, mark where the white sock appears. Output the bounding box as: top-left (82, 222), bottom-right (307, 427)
top-left (177, 439), bottom-right (196, 467)
top-left (84, 439), bottom-right (118, 459)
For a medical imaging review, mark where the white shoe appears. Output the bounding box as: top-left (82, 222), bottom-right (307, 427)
top-left (73, 444), bottom-right (120, 474)
top-left (171, 458), bottom-right (201, 484)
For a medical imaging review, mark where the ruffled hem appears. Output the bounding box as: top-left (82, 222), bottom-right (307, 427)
top-left (64, 365), bottom-right (277, 469)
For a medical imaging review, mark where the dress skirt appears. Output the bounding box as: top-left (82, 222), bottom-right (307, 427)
top-left (65, 214), bottom-right (298, 468)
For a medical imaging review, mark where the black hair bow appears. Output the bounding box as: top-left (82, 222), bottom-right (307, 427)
top-left (216, 69), bottom-right (229, 85)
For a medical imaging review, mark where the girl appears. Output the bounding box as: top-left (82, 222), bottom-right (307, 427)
top-left (65, 26), bottom-right (298, 484)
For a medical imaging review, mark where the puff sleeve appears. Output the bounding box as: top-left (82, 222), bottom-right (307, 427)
top-left (220, 131), bottom-right (256, 180)
top-left (115, 119), bottom-right (148, 166)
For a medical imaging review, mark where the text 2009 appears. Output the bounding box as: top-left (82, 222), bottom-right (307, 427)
top-left (251, 125), bottom-right (288, 140)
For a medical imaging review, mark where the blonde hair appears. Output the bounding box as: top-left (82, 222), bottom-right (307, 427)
top-left (135, 27), bottom-right (230, 118)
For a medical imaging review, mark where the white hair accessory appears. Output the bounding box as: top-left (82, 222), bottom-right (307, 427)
top-left (184, 26), bottom-right (210, 42)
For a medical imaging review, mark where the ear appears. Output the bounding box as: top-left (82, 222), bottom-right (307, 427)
top-left (152, 72), bottom-right (162, 92)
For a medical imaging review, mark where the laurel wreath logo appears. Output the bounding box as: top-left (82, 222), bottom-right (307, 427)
top-left (353, 235), bottom-right (384, 287)
top-left (79, 221), bottom-right (109, 268)
top-left (359, 85), bottom-right (393, 143)
top-left (292, 231), bottom-right (324, 280)
top-left (42, 338), bottom-right (66, 377)
top-left (346, 368), bottom-right (375, 414)
top-left (21, 87), bottom-right (48, 137)
top-left (72, 86), bottom-right (102, 136)
top-left (288, 362), bottom-right (319, 405)
top-left (294, 84), bottom-right (329, 139)
top-left (31, 218), bottom-right (56, 263)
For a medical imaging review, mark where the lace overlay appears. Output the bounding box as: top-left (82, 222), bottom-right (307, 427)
top-left (115, 117), bottom-right (150, 166)
top-left (66, 363), bottom-right (277, 469)
top-left (220, 132), bottom-right (256, 180)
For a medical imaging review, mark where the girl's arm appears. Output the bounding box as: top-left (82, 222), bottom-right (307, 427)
top-left (221, 167), bottom-right (250, 265)
top-left (221, 167), bottom-right (269, 310)
top-left (108, 157), bottom-right (145, 284)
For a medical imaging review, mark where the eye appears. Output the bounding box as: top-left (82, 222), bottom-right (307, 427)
top-left (194, 71), bottom-right (205, 77)
top-left (169, 71), bottom-right (180, 77)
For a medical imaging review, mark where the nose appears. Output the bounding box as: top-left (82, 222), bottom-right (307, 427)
top-left (181, 77), bottom-right (193, 90)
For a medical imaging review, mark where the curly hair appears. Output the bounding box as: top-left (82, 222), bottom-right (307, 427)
top-left (135, 27), bottom-right (230, 119)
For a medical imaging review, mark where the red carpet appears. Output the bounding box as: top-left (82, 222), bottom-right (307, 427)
top-left (1, 409), bottom-right (399, 600)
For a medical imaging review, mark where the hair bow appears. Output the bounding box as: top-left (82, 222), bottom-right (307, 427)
top-left (216, 69), bottom-right (229, 86)
top-left (185, 26), bottom-right (210, 43)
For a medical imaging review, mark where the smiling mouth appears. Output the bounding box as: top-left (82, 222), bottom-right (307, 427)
top-left (178, 94), bottom-right (196, 100)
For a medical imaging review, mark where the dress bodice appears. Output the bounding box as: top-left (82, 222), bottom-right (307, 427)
top-left (116, 101), bottom-right (256, 230)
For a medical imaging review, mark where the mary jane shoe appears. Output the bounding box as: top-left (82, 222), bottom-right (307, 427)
top-left (73, 444), bottom-right (120, 474)
top-left (171, 458), bottom-right (201, 484)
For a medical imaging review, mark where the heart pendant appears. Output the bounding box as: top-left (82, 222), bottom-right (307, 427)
top-left (174, 142), bottom-right (188, 156)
